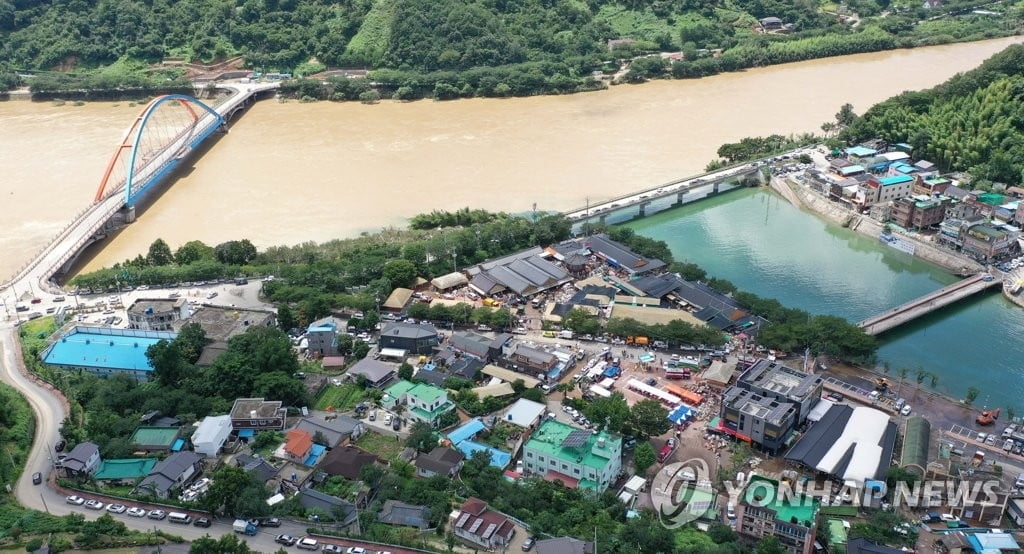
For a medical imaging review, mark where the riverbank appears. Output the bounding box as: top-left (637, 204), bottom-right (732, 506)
top-left (768, 176), bottom-right (984, 275)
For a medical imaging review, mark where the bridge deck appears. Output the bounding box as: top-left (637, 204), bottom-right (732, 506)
top-left (564, 162), bottom-right (761, 222)
top-left (1, 82), bottom-right (278, 294)
top-left (857, 274), bottom-right (998, 335)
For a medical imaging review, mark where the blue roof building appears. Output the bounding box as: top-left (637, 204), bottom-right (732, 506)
top-left (846, 146), bottom-right (878, 158)
top-left (43, 326), bottom-right (175, 381)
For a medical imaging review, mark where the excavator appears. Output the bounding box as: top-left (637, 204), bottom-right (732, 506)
top-left (874, 378), bottom-right (889, 392)
top-left (976, 408), bottom-right (1001, 426)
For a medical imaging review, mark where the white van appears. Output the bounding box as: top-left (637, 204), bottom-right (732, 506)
top-left (168, 512), bottom-right (192, 524)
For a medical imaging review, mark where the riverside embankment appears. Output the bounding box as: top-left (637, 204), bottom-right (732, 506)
top-left (768, 176), bottom-right (984, 275)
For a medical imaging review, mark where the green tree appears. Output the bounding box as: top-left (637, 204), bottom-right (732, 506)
top-left (189, 533), bottom-right (253, 553)
top-left (201, 466), bottom-right (259, 516)
top-left (252, 431), bottom-right (279, 451)
top-left (277, 304), bottom-right (298, 332)
top-left (147, 238), bottom-right (174, 266)
top-left (406, 421), bottom-right (436, 452)
top-left (252, 372), bottom-right (308, 407)
top-left (629, 400), bottom-right (671, 439)
top-left (175, 322), bottom-right (209, 365)
top-left (398, 363), bottom-right (414, 380)
top-left (382, 259), bottom-right (418, 288)
top-left (633, 442), bottom-right (656, 475)
top-left (174, 240), bottom-right (214, 265)
top-left (757, 536), bottom-right (787, 554)
top-left (584, 394), bottom-right (631, 433)
top-left (707, 522), bottom-right (737, 544)
top-left (965, 386), bottom-right (980, 406)
top-left (145, 339), bottom-right (189, 388)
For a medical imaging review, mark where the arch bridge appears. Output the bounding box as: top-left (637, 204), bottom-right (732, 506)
top-left (1, 82), bottom-right (278, 295)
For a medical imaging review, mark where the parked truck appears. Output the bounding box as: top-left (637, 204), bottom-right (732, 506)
top-left (233, 519), bottom-right (257, 536)
top-left (558, 330), bottom-right (574, 339)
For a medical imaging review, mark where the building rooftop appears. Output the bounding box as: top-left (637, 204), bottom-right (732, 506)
top-left (382, 322), bottom-right (437, 339)
top-left (128, 298), bottom-right (187, 315)
top-left (784, 404), bottom-right (898, 483)
top-left (180, 305), bottom-right (275, 342)
top-left (230, 398), bottom-right (284, 419)
top-left (347, 358), bottom-right (397, 385)
top-left (574, 234), bottom-right (666, 274)
top-left (408, 382), bottom-right (447, 405)
top-left (481, 365), bottom-right (540, 389)
top-left (44, 327), bottom-right (175, 372)
top-left (724, 388), bottom-right (793, 425)
top-left (740, 360), bottom-right (821, 401)
top-left (383, 288), bottom-right (414, 310)
top-left (129, 426), bottom-right (180, 448)
top-left (502, 398), bottom-right (546, 428)
top-left (466, 247), bottom-right (571, 296)
top-left (745, 475), bottom-right (817, 525)
top-left (524, 419), bottom-right (620, 472)
top-left (879, 174), bottom-right (914, 186)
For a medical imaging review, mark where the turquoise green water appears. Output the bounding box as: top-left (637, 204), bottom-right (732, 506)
top-left (628, 188), bottom-right (1024, 408)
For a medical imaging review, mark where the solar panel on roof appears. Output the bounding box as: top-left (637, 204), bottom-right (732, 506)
top-left (562, 429), bottom-right (591, 448)
top-left (455, 513), bottom-right (470, 528)
top-left (481, 523), bottom-right (497, 539)
top-left (468, 518), bottom-right (484, 534)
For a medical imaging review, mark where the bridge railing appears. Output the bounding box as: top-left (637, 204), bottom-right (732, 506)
top-left (564, 159), bottom-right (765, 219)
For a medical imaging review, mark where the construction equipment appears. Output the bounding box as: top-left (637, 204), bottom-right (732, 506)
top-left (874, 378), bottom-right (890, 391)
top-left (977, 408), bottom-right (1001, 426)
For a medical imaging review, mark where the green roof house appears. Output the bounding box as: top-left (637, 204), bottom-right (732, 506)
top-left (522, 419), bottom-right (622, 492)
top-left (384, 380), bottom-right (454, 427)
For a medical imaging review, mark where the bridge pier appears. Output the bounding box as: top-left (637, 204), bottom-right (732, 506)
top-left (638, 201), bottom-right (651, 217)
top-left (124, 206), bottom-right (136, 224)
top-left (675, 190), bottom-right (686, 206)
top-left (713, 181), bottom-right (720, 194)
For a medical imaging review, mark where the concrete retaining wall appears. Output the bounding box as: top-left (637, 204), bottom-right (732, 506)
top-left (770, 177), bottom-right (983, 275)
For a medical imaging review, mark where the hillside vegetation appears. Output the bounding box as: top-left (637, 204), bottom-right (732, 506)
top-left (3, 0), bottom-right (1022, 94)
top-left (846, 44), bottom-right (1024, 186)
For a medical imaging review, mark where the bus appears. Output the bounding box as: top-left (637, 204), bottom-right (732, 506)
top-left (168, 512), bottom-right (192, 524)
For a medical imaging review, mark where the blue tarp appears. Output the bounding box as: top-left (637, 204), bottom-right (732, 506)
top-left (238, 429), bottom-right (255, 438)
top-left (603, 366), bottom-right (621, 378)
top-left (668, 404), bottom-right (696, 424)
top-left (447, 418), bottom-right (486, 445)
top-left (456, 440), bottom-right (511, 469)
top-left (303, 444), bottom-right (326, 466)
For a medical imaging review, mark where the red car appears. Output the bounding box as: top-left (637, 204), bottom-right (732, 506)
top-left (30, 298), bottom-right (42, 304)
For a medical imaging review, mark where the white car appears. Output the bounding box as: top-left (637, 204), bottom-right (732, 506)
top-left (191, 477), bottom-right (211, 491)
top-left (84, 499), bottom-right (105, 510)
top-left (384, 413), bottom-right (393, 425)
top-left (126, 507), bottom-right (147, 517)
top-left (66, 495), bottom-right (85, 505)
top-left (106, 503), bottom-right (127, 513)
top-left (900, 405), bottom-right (912, 416)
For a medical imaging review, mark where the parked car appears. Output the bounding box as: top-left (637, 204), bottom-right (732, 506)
top-left (32, 472), bottom-right (42, 485)
top-left (345, 548), bottom-right (366, 554)
top-left (322, 546), bottom-right (344, 554)
top-left (66, 495), bottom-right (85, 505)
top-left (275, 535), bottom-right (297, 546)
top-left (85, 499), bottom-right (105, 510)
top-left (194, 517), bottom-right (212, 528)
top-left (106, 503), bottom-right (127, 514)
top-left (126, 507), bottom-right (147, 517)
top-left (259, 517), bottom-right (281, 527)
top-left (54, 440), bottom-right (66, 452)
top-left (147, 509), bottom-right (167, 520)
top-left (297, 537), bottom-right (319, 550)
top-left (900, 405), bottom-right (912, 416)
top-left (522, 536), bottom-right (537, 551)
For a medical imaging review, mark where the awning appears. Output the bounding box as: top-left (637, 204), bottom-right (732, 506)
top-left (238, 429), bottom-right (255, 438)
top-left (668, 404), bottom-right (695, 424)
top-left (379, 348), bottom-right (408, 359)
top-left (639, 354), bottom-right (655, 363)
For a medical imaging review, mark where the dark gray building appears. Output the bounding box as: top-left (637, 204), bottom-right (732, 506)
top-left (378, 322), bottom-right (439, 355)
top-left (449, 331), bottom-right (511, 362)
top-left (719, 360), bottom-right (823, 454)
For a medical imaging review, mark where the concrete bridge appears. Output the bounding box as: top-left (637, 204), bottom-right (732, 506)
top-left (857, 273), bottom-right (999, 336)
top-left (0, 81), bottom-right (279, 300)
top-left (565, 162), bottom-right (766, 229)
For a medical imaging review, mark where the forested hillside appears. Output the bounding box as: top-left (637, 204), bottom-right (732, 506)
top-left (2, 0), bottom-right (1018, 83)
top-left (846, 44), bottom-right (1024, 186)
